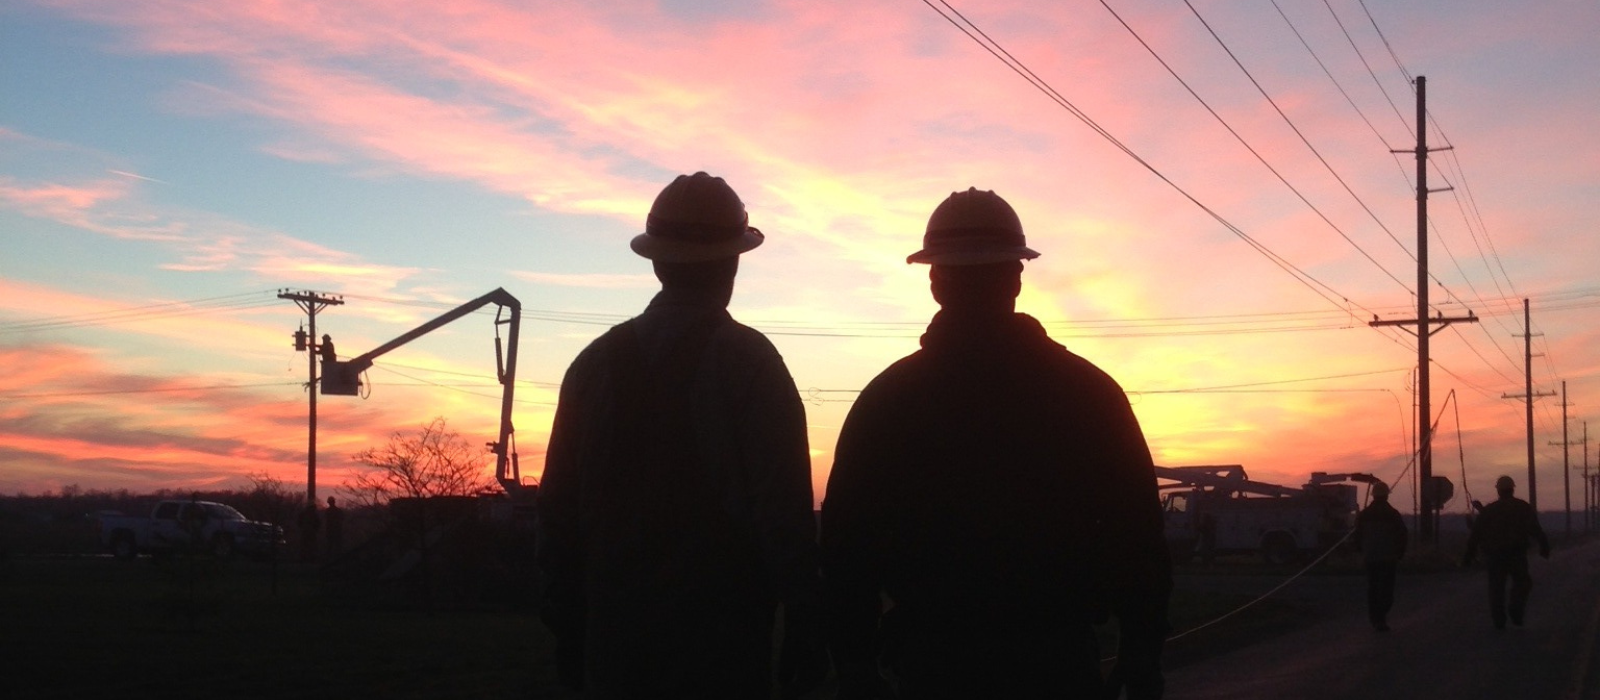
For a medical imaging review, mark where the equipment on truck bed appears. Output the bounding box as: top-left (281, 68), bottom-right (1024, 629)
top-left (1156, 465), bottom-right (1380, 565)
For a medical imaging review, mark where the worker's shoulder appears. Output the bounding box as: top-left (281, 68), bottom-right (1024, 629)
top-left (715, 317), bottom-right (779, 345)
top-left (1035, 343), bottom-right (1129, 397)
top-left (1485, 496), bottom-right (1531, 512)
top-left (566, 322), bottom-right (633, 363)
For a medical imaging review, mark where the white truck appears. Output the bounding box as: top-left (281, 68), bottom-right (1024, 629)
top-left (1157, 465), bottom-right (1378, 565)
top-left (99, 499), bottom-right (284, 560)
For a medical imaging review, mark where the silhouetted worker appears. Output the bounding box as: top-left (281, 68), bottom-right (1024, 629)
top-left (319, 334), bottom-right (336, 363)
top-left (1463, 475), bottom-right (1550, 629)
top-left (822, 188), bottom-right (1172, 700)
top-left (323, 496), bottom-right (344, 557)
top-left (1353, 482), bottom-right (1407, 631)
top-left (296, 501), bottom-right (320, 562)
top-left (536, 172), bottom-right (824, 698)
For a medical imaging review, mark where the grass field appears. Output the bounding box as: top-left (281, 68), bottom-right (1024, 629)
top-left (0, 555), bottom-right (572, 700)
top-left (0, 554), bottom-right (1333, 699)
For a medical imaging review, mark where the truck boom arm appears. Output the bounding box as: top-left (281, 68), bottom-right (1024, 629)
top-left (1154, 465), bottom-right (1300, 498)
top-left (321, 287), bottom-right (526, 495)
top-left (1155, 465), bottom-right (1380, 499)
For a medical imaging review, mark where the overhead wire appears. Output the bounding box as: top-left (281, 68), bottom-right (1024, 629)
top-left (1094, 0), bottom-right (1411, 291)
top-left (1277, 2), bottom-right (1531, 390)
top-left (0, 381), bottom-right (300, 399)
top-left (1178, 0), bottom-right (1420, 276)
top-left (1270, 0), bottom-right (1412, 182)
top-left (1325, 0), bottom-right (1410, 134)
top-left (0, 291), bottom-right (282, 334)
top-left (920, 0), bottom-right (1419, 356)
top-left (1332, 2), bottom-right (1538, 388)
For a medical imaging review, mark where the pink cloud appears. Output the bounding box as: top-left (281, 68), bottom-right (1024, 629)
top-left (0, 177), bottom-right (184, 242)
top-left (0, 335), bottom-right (527, 493)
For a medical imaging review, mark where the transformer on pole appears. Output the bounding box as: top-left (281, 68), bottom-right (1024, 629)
top-left (278, 289), bottom-right (344, 507)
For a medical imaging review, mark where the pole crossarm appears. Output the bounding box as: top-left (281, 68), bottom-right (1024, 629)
top-left (1389, 146), bottom-right (1455, 155)
top-left (277, 289), bottom-right (345, 311)
top-left (1502, 391), bottom-right (1557, 401)
top-left (1369, 312), bottom-right (1478, 338)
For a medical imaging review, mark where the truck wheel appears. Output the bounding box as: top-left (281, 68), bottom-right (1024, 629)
top-left (111, 532), bottom-right (137, 561)
top-left (1261, 533), bottom-right (1297, 565)
top-left (211, 533), bottom-right (235, 559)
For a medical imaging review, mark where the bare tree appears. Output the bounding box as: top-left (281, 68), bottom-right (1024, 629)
top-left (342, 417), bottom-right (493, 508)
top-left (340, 417), bottom-right (494, 609)
top-left (237, 471), bottom-right (299, 526)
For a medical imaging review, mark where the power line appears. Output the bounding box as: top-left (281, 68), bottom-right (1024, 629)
top-left (0, 381), bottom-right (300, 399)
top-left (1350, 2), bottom-right (1541, 386)
top-left (1276, 1), bottom-right (1537, 390)
top-left (1271, 1), bottom-right (1408, 167)
top-left (1137, 367), bottom-right (1408, 394)
top-left (1096, 0), bottom-right (1412, 291)
top-left (1325, 0), bottom-right (1410, 134)
top-left (1306, 1), bottom-right (1539, 394)
top-left (1356, 0), bottom-right (1414, 85)
top-left (0, 291), bottom-right (281, 334)
top-left (1179, 0), bottom-right (1419, 280)
top-left (920, 0), bottom-right (1419, 355)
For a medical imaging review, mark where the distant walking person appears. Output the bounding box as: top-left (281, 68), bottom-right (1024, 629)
top-left (822, 188), bottom-right (1172, 699)
top-left (1353, 482), bottom-right (1407, 631)
top-left (323, 496), bottom-right (344, 557)
top-left (536, 172), bottom-right (824, 698)
top-left (1463, 475), bottom-right (1550, 629)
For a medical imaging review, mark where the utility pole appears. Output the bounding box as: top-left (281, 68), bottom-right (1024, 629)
top-left (278, 289), bottom-right (344, 507)
top-left (1583, 421), bottom-right (1591, 533)
top-left (1371, 75), bottom-right (1474, 544)
top-left (1548, 382), bottom-right (1576, 536)
top-left (1503, 298), bottom-right (1554, 511)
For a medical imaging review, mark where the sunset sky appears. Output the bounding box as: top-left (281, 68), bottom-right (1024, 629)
top-left (3, 0), bottom-right (1597, 519)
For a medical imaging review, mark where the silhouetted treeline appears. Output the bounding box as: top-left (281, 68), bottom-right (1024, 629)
top-left (0, 485), bottom-right (538, 614)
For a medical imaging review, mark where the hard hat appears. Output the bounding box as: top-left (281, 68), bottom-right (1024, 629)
top-left (1495, 475), bottom-right (1515, 491)
top-left (907, 187), bottom-right (1041, 265)
top-left (1371, 482), bottom-right (1391, 498)
top-left (630, 172), bottom-right (764, 262)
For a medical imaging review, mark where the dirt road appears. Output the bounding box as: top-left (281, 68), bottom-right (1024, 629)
top-left (1163, 538), bottom-right (1600, 699)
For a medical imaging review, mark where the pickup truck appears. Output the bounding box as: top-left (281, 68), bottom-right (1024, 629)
top-left (100, 499), bottom-right (284, 560)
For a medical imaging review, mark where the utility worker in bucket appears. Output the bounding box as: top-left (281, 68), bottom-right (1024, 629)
top-left (822, 188), bottom-right (1172, 699)
top-left (536, 172), bottom-right (825, 698)
top-left (1463, 475), bottom-right (1550, 629)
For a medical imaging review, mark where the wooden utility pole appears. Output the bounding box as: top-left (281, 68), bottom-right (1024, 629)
top-left (1371, 76), bottom-right (1474, 543)
top-left (1504, 299), bottom-right (1554, 511)
top-left (1549, 382), bottom-right (1577, 535)
top-left (278, 290), bottom-right (344, 507)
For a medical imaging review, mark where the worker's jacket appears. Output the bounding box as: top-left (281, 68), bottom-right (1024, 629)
top-left (821, 310), bottom-right (1171, 690)
top-left (1354, 499), bottom-right (1408, 564)
top-left (1465, 496), bottom-right (1548, 560)
top-left (535, 288), bottom-right (817, 698)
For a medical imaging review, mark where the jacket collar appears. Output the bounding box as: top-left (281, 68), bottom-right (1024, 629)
top-left (921, 310), bottom-right (1054, 353)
